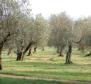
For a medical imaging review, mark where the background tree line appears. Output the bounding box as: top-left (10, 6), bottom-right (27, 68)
top-left (0, 0), bottom-right (91, 70)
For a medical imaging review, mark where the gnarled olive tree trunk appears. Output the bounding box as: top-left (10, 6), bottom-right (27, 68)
top-left (33, 46), bottom-right (37, 53)
top-left (0, 33), bottom-right (10, 70)
top-left (27, 48), bottom-right (32, 56)
top-left (65, 42), bottom-right (72, 64)
top-left (0, 48), bottom-right (2, 70)
top-left (16, 41), bottom-right (35, 61)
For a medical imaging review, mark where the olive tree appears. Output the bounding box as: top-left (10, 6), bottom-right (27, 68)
top-left (0, 0), bottom-right (32, 68)
top-left (49, 12), bottom-right (73, 59)
top-left (74, 17), bottom-right (91, 55)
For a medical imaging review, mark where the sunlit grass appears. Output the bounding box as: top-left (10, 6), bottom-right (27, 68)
top-left (0, 47), bottom-right (91, 81)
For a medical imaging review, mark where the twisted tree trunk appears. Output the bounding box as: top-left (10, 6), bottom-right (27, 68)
top-left (27, 48), bottom-right (32, 56)
top-left (0, 32), bottom-right (10, 70)
top-left (59, 48), bottom-right (64, 57)
top-left (33, 46), bottom-right (37, 53)
top-left (21, 42), bottom-right (35, 60)
top-left (65, 42), bottom-right (72, 64)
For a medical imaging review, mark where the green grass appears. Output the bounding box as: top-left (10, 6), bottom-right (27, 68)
top-left (0, 47), bottom-right (91, 83)
top-left (0, 77), bottom-right (61, 84)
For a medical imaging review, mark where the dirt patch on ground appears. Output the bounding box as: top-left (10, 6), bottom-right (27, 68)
top-left (30, 57), bottom-right (50, 60)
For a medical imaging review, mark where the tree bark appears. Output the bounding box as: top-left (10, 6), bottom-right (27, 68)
top-left (16, 46), bottom-right (24, 61)
top-left (21, 41), bottom-right (35, 60)
top-left (33, 46), bottom-right (37, 53)
top-left (0, 49), bottom-right (2, 70)
top-left (16, 50), bottom-right (22, 61)
top-left (0, 32), bottom-right (10, 70)
top-left (59, 48), bottom-right (64, 57)
top-left (65, 42), bottom-right (72, 64)
top-left (27, 48), bottom-right (32, 56)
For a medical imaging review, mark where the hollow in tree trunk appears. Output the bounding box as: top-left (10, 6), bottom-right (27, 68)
top-left (65, 43), bottom-right (72, 64)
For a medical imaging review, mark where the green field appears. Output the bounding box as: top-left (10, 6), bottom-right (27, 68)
top-left (0, 77), bottom-right (62, 84)
top-left (0, 48), bottom-right (91, 84)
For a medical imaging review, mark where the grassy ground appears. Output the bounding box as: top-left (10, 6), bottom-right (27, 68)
top-left (0, 47), bottom-right (91, 84)
top-left (0, 77), bottom-right (62, 84)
